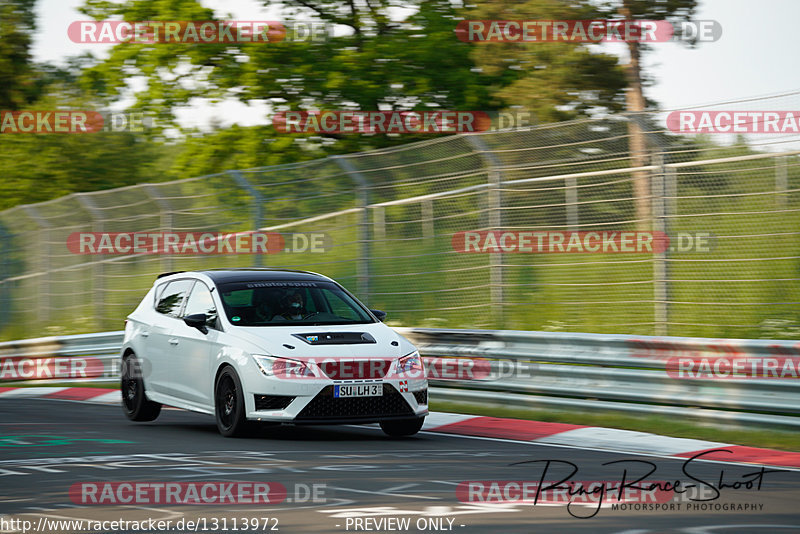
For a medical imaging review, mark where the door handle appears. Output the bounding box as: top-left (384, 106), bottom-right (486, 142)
top-left (140, 332), bottom-right (149, 338)
top-left (168, 338), bottom-right (179, 345)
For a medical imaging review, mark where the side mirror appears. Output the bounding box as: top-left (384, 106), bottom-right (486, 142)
top-left (184, 313), bottom-right (208, 334)
top-left (370, 309), bottom-right (387, 322)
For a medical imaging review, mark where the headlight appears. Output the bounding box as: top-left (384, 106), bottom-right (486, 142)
top-left (252, 355), bottom-right (315, 378)
top-left (396, 351), bottom-right (425, 378)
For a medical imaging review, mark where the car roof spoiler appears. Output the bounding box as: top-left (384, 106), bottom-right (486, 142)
top-left (156, 271), bottom-right (186, 279)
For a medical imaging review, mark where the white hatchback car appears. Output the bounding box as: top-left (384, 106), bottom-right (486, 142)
top-left (120, 269), bottom-right (428, 437)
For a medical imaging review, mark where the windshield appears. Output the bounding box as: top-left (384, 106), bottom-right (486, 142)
top-left (217, 280), bottom-right (375, 326)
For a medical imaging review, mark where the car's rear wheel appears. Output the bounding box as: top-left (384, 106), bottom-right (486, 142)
top-left (380, 417), bottom-right (425, 437)
top-left (121, 353), bottom-right (161, 422)
top-left (215, 367), bottom-right (250, 437)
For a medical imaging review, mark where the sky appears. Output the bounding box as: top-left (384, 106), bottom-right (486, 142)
top-left (29, 0), bottom-right (800, 129)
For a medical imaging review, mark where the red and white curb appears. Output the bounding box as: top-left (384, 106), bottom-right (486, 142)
top-left (3, 387), bottom-right (800, 468)
top-left (0, 386), bottom-right (121, 403)
top-left (421, 412), bottom-right (800, 469)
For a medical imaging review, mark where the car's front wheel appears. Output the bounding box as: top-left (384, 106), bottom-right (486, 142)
top-left (214, 367), bottom-right (250, 437)
top-left (121, 353), bottom-right (161, 422)
top-left (380, 417), bottom-right (425, 437)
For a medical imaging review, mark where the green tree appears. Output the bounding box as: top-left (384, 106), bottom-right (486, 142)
top-left (0, 0), bottom-right (39, 109)
top-left (0, 124), bottom-right (166, 210)
top-left (0, 57), bottom-right (168, 210)
top-left (164, 124), bottom-right (326, 178)
top-left (600, 0), bottom-right (699, 228)
top-left (76, 0), bottom-right (631, 156)
top-left (467, 0), bottom-right (699, 228)
top-left (463, 0), bottom-right (628, 122)
top-left (77, 0), bottom-right (496, 144)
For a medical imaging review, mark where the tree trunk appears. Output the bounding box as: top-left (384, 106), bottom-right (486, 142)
top-left (621, 4), bottom-right (652, 230)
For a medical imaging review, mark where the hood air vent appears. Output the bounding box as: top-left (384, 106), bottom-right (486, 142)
top-left (292, 332), bottom-right (376, 345)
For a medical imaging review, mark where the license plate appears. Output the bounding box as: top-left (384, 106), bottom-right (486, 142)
top-left (334, 384), bottom-right (382, 398)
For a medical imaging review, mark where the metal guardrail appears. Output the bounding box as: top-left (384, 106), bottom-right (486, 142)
top-left (0, 331), bottom-right (124, 383)
top-left (398, 328), bottom-right (800, 430)
top-left (1, 328), bottom-right (799, 429)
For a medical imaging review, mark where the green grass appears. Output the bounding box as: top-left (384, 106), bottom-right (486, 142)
top-left (432, 400), bottom-right (800, 452)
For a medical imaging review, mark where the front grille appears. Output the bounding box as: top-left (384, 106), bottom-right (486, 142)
top-left (295, 384), bottom-right (413, 420)
top-left (254, 394), bottom-right (296, 410)
top-left (413, 389), bottom-right (428, 405)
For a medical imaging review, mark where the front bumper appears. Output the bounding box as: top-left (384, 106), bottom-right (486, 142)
top-left (245, 379), bottom-right (428, 424)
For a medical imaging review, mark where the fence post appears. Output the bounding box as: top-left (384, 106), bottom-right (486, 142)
top-left (665, 165), bottom-right (678, 218)
top-left (465, 135), bottom-right (504, 327)
top-left (776, 156), bottom-right (788, 209)
top-left (0, 224), bottom-right (12, 332)
top-left (652, 155), bottom-right (670, 336)
top-left (75, 194), bottom-right (105, 329)
top-left (373, 206), bottom-right (385, 242)
top-left (21, 206), bottom-right (50, 326)
top-left (331, 156), bottom-right (371, 301)
top-left (565, 176), bottom-right (579, 231)
top-left (421, 199), bottom-right (434, 242)
top-left (625, 112), bottom-right (673, 335)
top-left (227, 170), bottom-right (264, 267)
top-left (143, 185), bottom-right (173, 274)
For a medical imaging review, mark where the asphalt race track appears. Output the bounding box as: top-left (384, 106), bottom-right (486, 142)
top-left (0, 399), bottom-right (798, 534)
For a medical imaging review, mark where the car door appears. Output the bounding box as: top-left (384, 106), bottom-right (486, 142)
top-left (171, 280), bottom-right (219, 406)
top-left (148, 278), bottom-right (195, 396)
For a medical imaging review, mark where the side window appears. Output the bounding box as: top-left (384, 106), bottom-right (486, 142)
top-left (153, 283), bottom-right (167, 305)
top-left (155, 280), bottom-right (194, 318)
top-left (182, 282), bottom-right (219, 329)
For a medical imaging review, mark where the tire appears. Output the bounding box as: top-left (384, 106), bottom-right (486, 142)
top-left (214, 367), bottom-right (250, 437)
top-left (121, 353), bottom-right (161, 422)
top-left (380, 417), bottom-right (425, 437)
